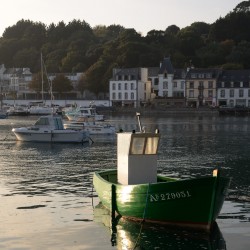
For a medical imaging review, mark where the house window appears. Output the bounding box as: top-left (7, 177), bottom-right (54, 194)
top-left (131, 92), bottom-right (134, 99)
top-left (112, 83), bottom-right (116, 90)
top-left (154, 78), bottom-right (159, 85)
top-left (118, 75), bottom-right (122, 80)
top-left (221, 82), bottom-right (225, 88)
top-left (174, 82), bottom-right (177, 88)
top-left (191, 73), bottom-right (196, 78)
top-left (208, 90), bottom-right (213, 97)
top-left (240, 82), bottom-right (243, 87)
top-left (163, 91), bottom-right (168, 97)
top-left (124, 92), bottom-right (128, 100)
top-left (124, 75), bottom-right (128, 80)
top-left (230, 89), bottom-right (234, 97)
top-left (199, 81), bottom-right (203, 87)
top-left (220, 90), bottom-right (225, 98)
top-left (124, 83), bottom-right (128, 90)
top-left (208, 81), bottom-right (213, 88)
top-left (164, 72), bottom-right (167, 78)
top-left (131, 83), bottom-right (134, 90)
top-left (189, 82), bottom-right (194, 88)
top-left (118, 92), bottom-right (122, 99)
top-left (248, 89), bottom-right (250, 97)
top-left (189, 90), bottom-right (194, 97)
top-left (118, 83), bottom-right (121, 90)
top-left (112, 92), bottom-right (116, 100)
top-left (239, 89), bottom-right (244, 97)
top-left (181, 81), bottom-right (184, 89)
top-left (231, 82), bottom-right (234, 88)
top-left (163, 81), bottom-right (168, 89)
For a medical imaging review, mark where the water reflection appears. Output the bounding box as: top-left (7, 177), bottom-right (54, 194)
top-left (94, 203), bottom-right (227, 250)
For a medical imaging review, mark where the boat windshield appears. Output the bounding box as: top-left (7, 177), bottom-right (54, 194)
top-left (130, 134), bottom-right (159, 155)
top-left (34, 117), bottom-right (49, 126)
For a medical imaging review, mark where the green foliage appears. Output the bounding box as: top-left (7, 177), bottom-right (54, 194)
top-left (29, 71), bottom-right (50, 93)
top-left (1, 1), bottom-right (250, 94)
top-left (52, 74), bottom-right (73, 94)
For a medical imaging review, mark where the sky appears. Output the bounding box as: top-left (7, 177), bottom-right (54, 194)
top-left (0, 0), bottom-right (244, 37)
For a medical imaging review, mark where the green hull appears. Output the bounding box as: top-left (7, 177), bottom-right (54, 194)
top-left (93, 169), bottom-right (231, 230)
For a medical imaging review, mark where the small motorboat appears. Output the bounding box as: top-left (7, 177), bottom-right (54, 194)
top-left (93, 113), bottom-right (231, 231)
top-left (64, 116), bottom-right (115, 135)
top-left (0, 110), bottom-right (8, 119)
top-left (12, 115), bottom-right (89, 143)
top-left (64, 106), bottom-right (104, 121)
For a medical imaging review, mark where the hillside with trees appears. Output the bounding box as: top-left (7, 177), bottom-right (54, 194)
top-left (0, 0), bottom-right (250, 94)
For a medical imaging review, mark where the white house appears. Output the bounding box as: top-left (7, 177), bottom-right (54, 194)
top-left (158, 57), bottom-right (175, 97)
top-left (109, 68), bottom-right (151, 107)
top-left (217, 69), bottom-right (250, 107)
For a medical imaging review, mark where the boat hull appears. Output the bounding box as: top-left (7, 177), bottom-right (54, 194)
top-left (12, 128), bottom-right (88, 143)
top-left (93, 170), bottom-right (231, 230)
top-left (64, 123), bottom-right (115, 135)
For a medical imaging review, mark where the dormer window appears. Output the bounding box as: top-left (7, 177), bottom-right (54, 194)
top-left (231, 82), bottom-right (234, 88)
top-left (240, 82), bottom-right (243, 87)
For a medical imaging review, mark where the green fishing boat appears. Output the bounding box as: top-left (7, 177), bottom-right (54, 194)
top-left (93, 114), bottom-right (231, 231)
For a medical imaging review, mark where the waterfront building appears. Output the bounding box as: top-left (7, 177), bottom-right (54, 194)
top-left (148, 67), bottom-right (159, 96)
top-left (185, 68), bottom-right (219, 108)
top-left (217, 70), bottom-right (250, 107)
top-left (3, 67), bottom-right (32, 100)
top-left (158, 57), bottom-right (175, 98)
top-left (109, 68), bottom-right (152, 108)
top-left (150, 57), bottom-right (186, 107)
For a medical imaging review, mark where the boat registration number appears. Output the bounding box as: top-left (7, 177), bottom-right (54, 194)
top-left (149, 190), bottom-right (191, 202)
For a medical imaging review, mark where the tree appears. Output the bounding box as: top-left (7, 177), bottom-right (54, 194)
top-left (227, 40), bottom-right (250, 68)
top-left (77, 73), bottom-right (88, 96)
top-left (52, 74), bottom-right (73, 99)
top-left (165, 25), bottom-right (180, 36)
top-left (234, 1), bottom-right (250, 13)
top-left (29, 71), bottom-right (50, 99)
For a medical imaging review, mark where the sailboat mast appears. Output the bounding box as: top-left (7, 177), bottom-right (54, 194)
top-left (41, 53), bottom-right (44, 102)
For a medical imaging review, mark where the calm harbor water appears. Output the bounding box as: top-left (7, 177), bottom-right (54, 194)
top-left (0, 113), bottom-right (250, 249)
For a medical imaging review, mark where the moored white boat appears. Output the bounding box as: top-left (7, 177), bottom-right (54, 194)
top-left (64, 116), bottom-right (115, 135)
top-left (6, 105), bottom-right (29, 116)
top-left (29, 105), bottom-right (54, 115)
top-left (12, 115), bottom-right (89, 143)
top-left (65, 106), bottom-right (104, 121)
top-left (0, 109), bottom-right (8, 119)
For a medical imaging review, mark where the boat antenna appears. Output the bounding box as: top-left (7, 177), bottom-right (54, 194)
top-left (136, 112), bottom-right (142, 132)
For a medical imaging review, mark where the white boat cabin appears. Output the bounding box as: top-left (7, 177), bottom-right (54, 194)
top-left (34, 115), bottom-right (64, 130)
top-left (117, 130), bottom-right (160, 185)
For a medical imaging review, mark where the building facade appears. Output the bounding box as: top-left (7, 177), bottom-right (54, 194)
top-left (109, 68), bottom-right (152, 108)
top-left (185, 68), bottom-right (219, 107)
top-left (217, 70), bottom-right (250, 107)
